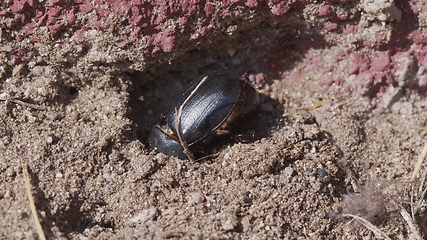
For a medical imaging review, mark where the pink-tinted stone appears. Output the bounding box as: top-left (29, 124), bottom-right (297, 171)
top-left (204, 3), bottom-right (215, 15)
top-left (75, 28), bottom-right (86, 41)
top-left (10, 0), bottom-right (26, 13)
top-left (338, 14), bottom-right (347, 20)
top-left (319, 75), bottom-right (334, 86)
top-left (48, 23), bottom-right (64, 35)
top-left (270, 1), bottom-right (290, 16)
top-left (79, 3), bottom-right (93, 14)
top-left (318, 5), bottom-right (330, 17)
top-left (323, 23), bottom-right (338, 32)
top-left (245, 0), bottom-right (259, 7)
top-left (66, 11), bottom-right (76, 26)
top-left (375, 34), bottom-right (385, 43)
top-left (371, 52), bottom-right (390, 72)
top-left (348, 52), bottom-right (365, 74)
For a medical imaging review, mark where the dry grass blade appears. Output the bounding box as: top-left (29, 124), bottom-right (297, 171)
top-left (174, 76), bottom-right (209, 161)
top-left (23, 164), bottom-right (46, 240)
top-left (0, 94), bottom-right (45, 110)
top-left (412, 177), bottom-right (427, 217)
top-left (412, 140), bottom-right (427, 180)
top-left (10, 99), bottom-right (46, 110)
top-left (400, 206), bottom-right (423, 240)
top-left (342, 214), bottom-right (391, 240)
top-left (410, 141), bottom-right (427, 218)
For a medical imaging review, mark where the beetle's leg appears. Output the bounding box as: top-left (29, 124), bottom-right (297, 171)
top-left (215, 128), bottom-right (231, 135)
top-left (156, 124), bottom-right (179, 142)
top-left (174, 77), bottom-right (209, 161)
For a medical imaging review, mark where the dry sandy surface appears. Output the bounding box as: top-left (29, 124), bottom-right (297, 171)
top-left (1, 0), bottom-right (427, 239)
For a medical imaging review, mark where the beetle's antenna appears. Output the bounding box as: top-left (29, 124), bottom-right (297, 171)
top-left (174, 76), bottom-right (209, 161)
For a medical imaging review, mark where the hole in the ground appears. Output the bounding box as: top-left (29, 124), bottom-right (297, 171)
top-left (68, 86), bottom-right (78, 96)
top-left (127, 68), bottom-right (284, 159)
top-left (126, 16), bottom-right (318, 158)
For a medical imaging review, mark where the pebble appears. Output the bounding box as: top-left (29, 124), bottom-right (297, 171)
top-left (188, 191), bottom-right (205, 205)
top-left (283, 167), bottom-right (294, 179)
top-left (46, 136), bottom-right (53, 144)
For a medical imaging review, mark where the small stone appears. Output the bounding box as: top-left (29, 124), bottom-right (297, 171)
top-left (37, 87), bottom-right (47, 96)
top-left (241, 215), bottom-right (251, 231)
top-left (283, 167), bottom-right (294, 179)
top-left (3, 45), bottom-right (12, 52)
top-left (318, 5), bottom-right (331, 17)
top-left (46, 136), bottom-right (53, 144)
top-left (130, 208), bottom-right (157, 223)
top-left (222, 217), bottom-right (237, 231)
top-left (371, 52), bottom-right (390, 71)
top-left (227, 48), bottom-right (236, 56)
top-left (188, 191), bottom-right (205, 205)
top-left (324, 23), bottom-right (338, 32)
top-left (243, 192), bottom-right (252, 204)
top-left (4, 189), bottom-right (13, 199)
top-left (317, 168), bottom-right (331, 183)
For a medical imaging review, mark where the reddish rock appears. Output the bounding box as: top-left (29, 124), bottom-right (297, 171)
top-left (245, 0), bottom-right (259, 8)
top-left (79, 3), bottom-right (93, 14)
top-left (270, 1), bottom-right (291, 15)
top-left (324, 23), bottom-right (338, 32)
top-left (348, 52), bottom-right (370, 75)
top-left (371, 52), bottom-right (390, 72)
top-left (318, 5), bottom-right (331, 17)
top-left (10, 0), bottom-right (27, 13)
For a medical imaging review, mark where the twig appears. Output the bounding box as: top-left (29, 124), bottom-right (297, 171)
top-left (23, 164), bottom-right (46, 240)
top-left (410, 184), bottom-right (416, 219)
top-left (0, 94), bottom-right (45, 110)
top-left (195, 153), bottom-right (220, 162)
top-left (400, 205), bottom-right (423, 240)
top-left (417, 170), bottom-right (427, 199)
top-left (410, 141), bottom-right (427, 217)
top-left (412, 140), bottom-right (427, 180)
top-left (313, 99), bottom-right (327, 109)
top-left (10, 99), bottom-right (45, 110)
top-left (413, 178), bottom-right (427, 217)
top-left (342, 214), bottom-right (391, 240)
top-left (174, 76), bottom-right (208, 161)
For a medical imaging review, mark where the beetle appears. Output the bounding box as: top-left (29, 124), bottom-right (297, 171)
top-left (148, 72), bottom-right (260, 160)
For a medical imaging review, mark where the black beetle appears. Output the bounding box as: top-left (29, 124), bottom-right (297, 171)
top-left (148, 72), bottom-right (260, 159)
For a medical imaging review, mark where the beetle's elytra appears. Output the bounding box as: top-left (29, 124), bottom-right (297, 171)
top-left (148, 72), bottom-right (260, 159)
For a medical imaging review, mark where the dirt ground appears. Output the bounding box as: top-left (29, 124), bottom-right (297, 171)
top-left (2, 0), bottom-right (427, 239)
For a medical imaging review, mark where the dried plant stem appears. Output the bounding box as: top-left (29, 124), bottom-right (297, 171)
top-left (174, 76), bottom-right (208, 161)
top-left (10, 99), bottom-right (45, 110)
top-left (0, 94), bottom-right (45, 110)
top-left (412, 140), bottom-right (427, 180)
top-left (412, 179), bottom-right (427, 217)
top-left (195, 153), bottom-right (220, 162)
top-left (342, 214), bottom-right (391, 240)
top-left (400, 206), bottom-right (423, 240)
top-left (23, 164), bottom-right (46, 240)
top-left (410, 141), bottom-right (427, 218)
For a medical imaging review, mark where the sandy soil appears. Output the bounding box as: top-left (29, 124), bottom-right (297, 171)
top-left (1, 0), bottom-right (427, 239)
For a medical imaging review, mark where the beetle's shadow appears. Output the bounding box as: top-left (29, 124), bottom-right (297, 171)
top-left (186, 91), bottom-right (284, 158)
top-left (127, 71), bottom-right (284, 154)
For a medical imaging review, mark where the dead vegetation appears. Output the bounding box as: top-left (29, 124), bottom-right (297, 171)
top-left (339, 140), bottom-right (427, 240)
